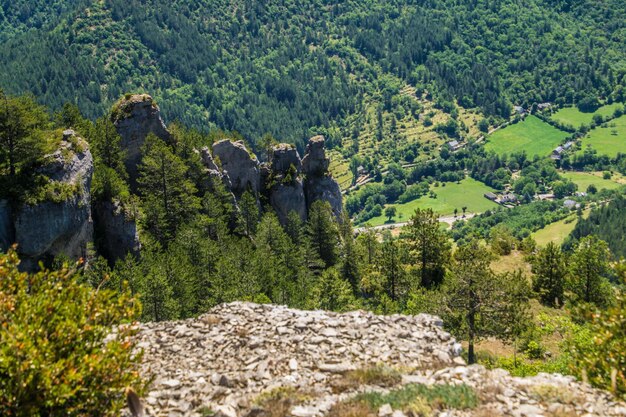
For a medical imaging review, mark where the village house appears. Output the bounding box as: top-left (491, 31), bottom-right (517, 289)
top-left (447, 140), bottom-right (462, 151)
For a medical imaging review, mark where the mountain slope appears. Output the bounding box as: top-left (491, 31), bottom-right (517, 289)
top-left (1, 0), bottom-right (625, 152)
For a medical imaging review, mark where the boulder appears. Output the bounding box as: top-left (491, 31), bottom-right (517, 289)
top-left (112, 94), bottom-right (171, 185)
top-left (14, 131), bottom-right (93, 270)
top-left (93, 200), bottom-right (140, 263)
top-left (212, 140), bottom-right (260, 198)
top-left (302, 135), bottom-right (329, 176)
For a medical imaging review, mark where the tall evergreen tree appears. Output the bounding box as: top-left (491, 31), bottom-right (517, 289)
top-left (405, 208), bottom-right (450, 287)
top-left (237, 190), bottom-right (260, 237)
top-left (0, 92), bottom-right (48, 181)
top-left (442, 240), bottom-right (500, 364)
top-left (569, 236), bottom-right (614, 307)
top-left (137, 134), bottom-right (200, 244)
top-left (532, 242), bottom-right (567, 308)
top-left (307, 201), bottom-right (340, 268)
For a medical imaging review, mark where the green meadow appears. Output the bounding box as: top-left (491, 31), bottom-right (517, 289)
top-left (484, 115), bottom-right (568, 157)
top-left (580, 114), bottom-right (626, 157)
top-left (363, 177), bottom-right (498, 226)
top-left (561, 171), bottom-right (624, 192)
top-left (550, 103), bottom-right (623, 128)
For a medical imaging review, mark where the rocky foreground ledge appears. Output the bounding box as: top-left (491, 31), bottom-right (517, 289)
top-left (132, 302), bottom-right (626, 417)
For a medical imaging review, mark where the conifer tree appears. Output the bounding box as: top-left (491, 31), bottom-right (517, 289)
top-left (532, 242), bottom-right (567, 308)
top-left (237, 190), bottom-right (260, 237)
top-left (138, 134), bottom-right (200, 244)
top-left (307, 200), bottom-right (340, 268)
top-left (442, 240), bottom-right (500, 364)
top-left (405, 208), bottom-right (450, 287)
top-left (0, 92), bottom-right (48, 181)
top-left (569, 236), bottom-right (614, 307)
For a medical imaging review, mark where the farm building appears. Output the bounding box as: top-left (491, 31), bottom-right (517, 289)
top-left (484, 192), bottom-right (498, 201)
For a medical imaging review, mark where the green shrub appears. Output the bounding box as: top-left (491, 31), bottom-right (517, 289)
top-left (571, 278), bottom-right (626, 399)
top-left (0, 248), bottom-right (146, 416)
top-left (354, 383), bottom-right (478, 411)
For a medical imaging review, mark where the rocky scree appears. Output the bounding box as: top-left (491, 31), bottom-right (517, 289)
top-left (129, 302), bottom-right (626, 417)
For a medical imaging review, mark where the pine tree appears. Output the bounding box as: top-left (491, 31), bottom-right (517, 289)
top-left (405, 208), bottom-right (450, 287)
top-left (307, 200), bottom-right (340, 268)
top-left (237, 190), bottom-right (260, 237)
top-left (532, 242), bottom-right (567, 308)
top-left (90, 117), bottom-right (130, 202)
top-left (255, 212), bottom-right (292, 303)
top-left (339, 211), bottom-right (361, 292)
top-left (500, 270), bottom-right (533, 367)
top-left (0, 92), bottom-right (48, 181)
top-left (442, 240), bottom-right (500, 364)
top-left (380, 238), bottom-right (407, 303)
top-left (569, 236), bottom-right (614, 307)
top-left (138, 135), bottom-right (200, 244)
top-left (309, 268), bottom-right (358, 312)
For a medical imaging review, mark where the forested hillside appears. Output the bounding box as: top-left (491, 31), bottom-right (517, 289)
top-left (1, 0), bottom-right (625, 153)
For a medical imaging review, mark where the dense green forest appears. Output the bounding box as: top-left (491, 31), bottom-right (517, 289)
top-left (1, 0), bottom-right (626, 153)
top-left (566, 195), bottom-right (626, 259)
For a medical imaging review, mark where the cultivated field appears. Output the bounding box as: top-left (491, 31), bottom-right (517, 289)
top-left (484, 115), bottom-right (568, 157)
top-left (327, 150), bottom-right (353, 191)
top-left (363, 177), bottom-right (498, 226)
top-left (580, 114), bottom-right (626, 157)
top-left (550, 103), bottom-right (623, 128)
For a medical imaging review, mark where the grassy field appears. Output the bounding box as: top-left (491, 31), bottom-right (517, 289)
top-left (484, 115), bottom-right (568, 156)
top-left (532, 208), bottom-right (591, 247)
top-left (490, 250), bottom-right (532, 275)
top-left (550, 103), bottom-right (623, 128)
top-left (363, 177), bottom-right (498, 226)
top-left (561, 171), bottom-right (624, 192)
top-left (580, 114), bottom-right (626, 157)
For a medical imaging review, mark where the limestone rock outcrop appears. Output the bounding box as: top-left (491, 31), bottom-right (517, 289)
top-left (112, 94), bottom-right (171, 185)
top-left (270, 143), bottom-right (302, 174)
top-left (302, 136), bottom-right (343, 219)
top-left (212, 140), bottom-right (260, 199)
top-left (301, 135), bottom-right (329, 175)
top-left (13, 130), bottom-right (93, 270)
top-left (93, 200), bottom-right (140, 262)
top-left (267, 144), bottom-right (307, 223)
top-left (129, 302), bottom-right (626, 417)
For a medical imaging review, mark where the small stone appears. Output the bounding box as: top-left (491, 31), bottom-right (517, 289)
top-left (378, 403), bottom-right (393, 416)
top-left (161, 379), bottom-right (181, 388)
top-left (289, 358), bottom-right (298, 371)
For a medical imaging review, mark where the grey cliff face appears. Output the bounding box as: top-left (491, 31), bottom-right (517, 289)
top-left (93, 200), bottom-right (140, 263)
top-left (112, 94), bottom-right (171, 185)
top-left (302, 136), bottom-right (343, 219)
top-left (14, 130), bottom-right (93, 270)
top-left (212, 140), bottom-right (260, 198)
top-left (269, 178), bottom-right (307, 224)
top-left (266, 144), bottom-right (307, 224)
